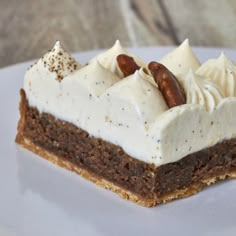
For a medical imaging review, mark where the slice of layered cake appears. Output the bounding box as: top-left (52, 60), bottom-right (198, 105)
top-left (16, 40), bottom-right (236, 207)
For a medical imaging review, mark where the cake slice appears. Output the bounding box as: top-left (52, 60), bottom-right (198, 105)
top-left (16, 40), bottom-right (236, 207)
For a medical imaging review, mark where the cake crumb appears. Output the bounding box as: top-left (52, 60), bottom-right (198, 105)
top-left (105, 116), bottom-right (109, 123)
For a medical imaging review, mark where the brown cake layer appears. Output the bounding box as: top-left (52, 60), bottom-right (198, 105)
top-left (16, 89), bottom-right (236, 207)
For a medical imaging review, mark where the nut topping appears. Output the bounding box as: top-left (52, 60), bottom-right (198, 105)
top-left (148, 61), bottom-right (186, 108)
top-left (117, 54), bottom-right (140, 77)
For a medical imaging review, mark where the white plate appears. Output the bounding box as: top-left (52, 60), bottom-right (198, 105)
top-left (0, 47), bottom-right (236, 236)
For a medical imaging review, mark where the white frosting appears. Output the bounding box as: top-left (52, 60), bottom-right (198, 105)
top-left (24, 41), bottom-right (236, 166)
top-left (197, 53), bottom-right (236, 97)
top-left (38, 41), bottom-right (80, 81)
top-left (183, 70), bottom-right (224, 111)
top-left (148, 99), bottom-right (236, 164)
top-left (159, 39), bottom-right (200, 78)
top-left (89, 40), bottom-right (146, 78)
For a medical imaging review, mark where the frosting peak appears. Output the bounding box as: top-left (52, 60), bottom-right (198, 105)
top-left (102, 69), bottom-right (168, 131)
top-left (159, 39), bottom-right (200, 78)
top-left (183, 70), bottom-right (224, 111)
top-left (89, 40), bottom-right (146, 78)
top-left (70, 60), bottom-right (120, 97)
top-left (196, 53), bottom-right (236, 97)
top-left (42, 41), bottom-right (80, 81)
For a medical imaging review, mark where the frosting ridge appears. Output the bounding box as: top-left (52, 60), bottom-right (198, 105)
top-left (89, 40), bottom-right (146, 78)
top-left (41, 41), bottom-right (80, 81)
top-left (197, 53), bottom-right (236, 97)
top-left (183, 70), bottom-right (224, 111)
top-left (159, 39), bottom-right (200, 78)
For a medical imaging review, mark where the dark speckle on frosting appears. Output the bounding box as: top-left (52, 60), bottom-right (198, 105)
top-left (41, 41), bottom-right (79, 81)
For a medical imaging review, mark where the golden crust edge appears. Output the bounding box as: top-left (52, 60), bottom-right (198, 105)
top-left (15, 135), bottom-right (236, 207)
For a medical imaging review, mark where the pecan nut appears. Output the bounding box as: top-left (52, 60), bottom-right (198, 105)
top-left (148, 61), bottom-right (186, 108)
top-left (117, 54), bottom-right (140, 77)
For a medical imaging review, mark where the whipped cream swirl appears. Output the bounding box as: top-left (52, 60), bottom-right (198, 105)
top-left (89, 40), bottom-right (146, 78)
top-left (159, 39), bottom-right (200, 78)
top-left (197, 53), bottom-right (236, 97)
top-left (40, 41), bottom-right (80, 81)
top-left (183, 70), bottom-right (224, 111)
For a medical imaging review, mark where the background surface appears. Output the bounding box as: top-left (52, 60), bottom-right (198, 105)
top-left (1, 0), bottom-right (236, 68)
